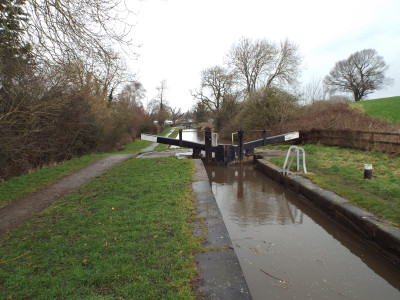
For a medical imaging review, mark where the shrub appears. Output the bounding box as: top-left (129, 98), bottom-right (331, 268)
top-left (235, 87), bottom-right (298, 132)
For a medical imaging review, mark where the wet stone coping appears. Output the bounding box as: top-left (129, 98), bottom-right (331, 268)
top-left (256, 158), bottom-right (400, 267)
top-left (192, 159), bottom-right (252, 299)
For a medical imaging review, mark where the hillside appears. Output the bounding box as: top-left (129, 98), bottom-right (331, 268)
top-left (350, 96), bottom-right (400, 124)
top-left (270, 98), bottom-right (400, 136)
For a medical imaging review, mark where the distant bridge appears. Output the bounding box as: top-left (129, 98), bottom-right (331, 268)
top-left (141, 128), bottom-right (299, 164)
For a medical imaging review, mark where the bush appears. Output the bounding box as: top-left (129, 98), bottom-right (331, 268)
top-left (270, 101), bottom-right (399, 136)
top-left (235, 87), bottom-right (298, 132)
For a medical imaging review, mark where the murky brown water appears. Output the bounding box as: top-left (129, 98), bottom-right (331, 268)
top-left (206, 164), bottom-right (400, 300)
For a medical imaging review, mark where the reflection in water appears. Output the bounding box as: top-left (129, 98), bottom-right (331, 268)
top-left (207, 164), bottom-right (304, 226)
top-left (181, 129), bottom-right (204, 143)
top-left (206, 164), bottom-right (400, 300)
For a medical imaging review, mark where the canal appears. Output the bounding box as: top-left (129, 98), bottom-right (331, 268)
top-left (181, 129), bottom-right (400, 299)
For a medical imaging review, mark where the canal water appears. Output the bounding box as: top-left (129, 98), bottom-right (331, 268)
top-left (205, 164), bottom-right (400, 299)
top-left (180, 128), bottom-right (205, 143)
top-left (180, 129), bottom-right (400, 299)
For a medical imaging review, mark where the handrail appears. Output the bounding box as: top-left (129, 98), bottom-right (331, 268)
top-left (283, 146), bottom-right (307, 176)
top-left (232, 132), bottom-right (237, 145)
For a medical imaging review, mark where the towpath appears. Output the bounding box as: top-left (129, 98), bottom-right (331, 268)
top-left (0, 154), bottom-right (135, 237)
top-left (0, 128), bottom-right (179, 237)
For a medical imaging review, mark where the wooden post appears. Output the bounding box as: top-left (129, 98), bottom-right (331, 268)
top-left (179, 129), bottom-right (183, 147)
top-left (215, 145), bottom-right (224, 162)
top-left (364, 164), bottom-right (373, 179)
top-left (238, 128), bottom-right (244, 163)
top-left (192, 147), bottom-right (201, 158)
top-left (263, 129), bottom-right (267, 146)
top-left (224, 145), bottom-right (236, 164)
top-left (371, 132), bottom-right (375, 151)
top-left (205, 127), bottom-right (212, 163)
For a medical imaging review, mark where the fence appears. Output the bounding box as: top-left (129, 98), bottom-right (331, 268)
top-left (299, 129), bottom-right (400, 154)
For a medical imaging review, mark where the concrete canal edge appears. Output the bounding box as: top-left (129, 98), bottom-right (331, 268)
top-left (256, 158), bottom-right (400, 267)
top-left (192, 159), bottom-right (252, 299)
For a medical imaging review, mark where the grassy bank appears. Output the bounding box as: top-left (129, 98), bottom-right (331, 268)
top-left (0, 140), bottom-right (152, 208)
top-left (350, 96), bottom-right (400, 124)
top-left (154, 127), bottom-right (182, 152)
top-left (266, 144), bottom-right (400, 225)
top-left (0, 153), bottom-right (107, 208)
top-left (0, 156), bottom-right (199, 299)
top-left (111, 139), bottom-right (152, 155)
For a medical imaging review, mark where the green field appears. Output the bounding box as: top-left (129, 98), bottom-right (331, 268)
top-left (350, 96), bottom-right (400, 124)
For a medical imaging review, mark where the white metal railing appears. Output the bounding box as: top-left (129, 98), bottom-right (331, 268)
top-left (282, 146), bottom-right (307, 176)
top-left (212, 133), bottom-right (218, 147)
top-left (231, 132), bottom-right (237, 145)
top-left (141, 133), bottom-right (157, 142)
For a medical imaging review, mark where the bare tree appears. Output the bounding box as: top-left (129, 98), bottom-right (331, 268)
top-left (302, 76), bottom-right (325, 104)
top-left (266, 38), bottom-right (302, 88)
top-left (0, 0), bottom-right (140, 179)
top-left (26, 0), bottom-right (135, 59)
top-left (116, 81), bottom-right (146, 107)
top-left (227, 37), bottom-right (302, 95)
top-left (192, 66), bottom-right (236, 113)
top-left (169, 107), bottom-right (183, 126)
top-left (227, 37), bottom-right (274, 95)
top-left (323, 49), bottom-right (392, 101)
top-left (19, 0), bottom-right (135, 95)
top-left (148, 80), bottom-right (169, 125)
top-left (111, 81), bottom-right (150, 142)
top-left (156, 79), bottom-right (168, 111)
top-left (192, 66), bottom-right (239, 131)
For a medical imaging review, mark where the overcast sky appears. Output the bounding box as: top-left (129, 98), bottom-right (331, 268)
top-left (127, 0), bottom-right (400, 111)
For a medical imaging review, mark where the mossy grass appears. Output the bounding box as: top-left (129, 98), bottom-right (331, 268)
top-left (264, 144), bottom-right (400, 225)
top-left (0, 156), bottom-right (200, 299)
top-left (0, 140), bottom-right (152, 208)
top-left (350, 96), bottom-right (400, 124)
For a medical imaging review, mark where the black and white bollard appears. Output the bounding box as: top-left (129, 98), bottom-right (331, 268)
top-left (364, 164), bottom-right (373, 179)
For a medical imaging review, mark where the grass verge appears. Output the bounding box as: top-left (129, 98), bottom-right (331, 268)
top-left (265, 144), bottom-right (400, 225)
top-left (0, 140), bottom-right (152, 208)
top-left (111, 139), bottom-right (152, 155)
top-left (154, 127), bottom-right (182, 152)
top-left (350, 96), bottom-right (400, 124)
top-left (0, 156), bottom-right (200, 299)
top-left (0, 153), bottom-right (107, 208)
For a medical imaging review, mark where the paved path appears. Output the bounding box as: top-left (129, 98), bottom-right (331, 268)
top-left (140, 142), bottom-right (159, 152)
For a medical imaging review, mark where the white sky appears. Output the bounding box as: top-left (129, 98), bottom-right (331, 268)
top-left (127, 0), bottom-right (400, 111)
